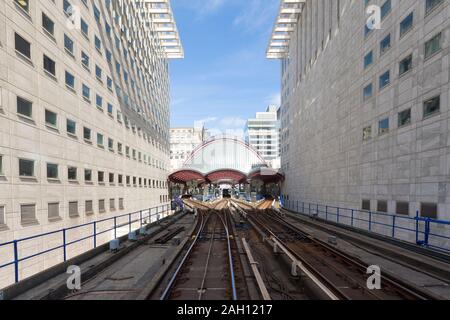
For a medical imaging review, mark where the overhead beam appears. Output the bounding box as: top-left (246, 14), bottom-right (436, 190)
top-left (266, 0), bottom-right (305, 59)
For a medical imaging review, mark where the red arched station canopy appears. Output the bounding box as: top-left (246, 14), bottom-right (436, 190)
top-left (169, 169), bottom-right (205, 185)
top-left (205, 169), bottom-right (247, 184)
top-left (247, 167), bottom-right (285, 184)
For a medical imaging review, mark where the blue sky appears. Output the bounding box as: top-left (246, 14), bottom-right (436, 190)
top-left (169, 0), bottom-right (281, 135)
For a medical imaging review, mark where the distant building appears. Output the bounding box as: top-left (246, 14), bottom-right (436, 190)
top-left (246, 106), bottom-right (281, 169)
top-left (170, 127), bottom-right (207, 171)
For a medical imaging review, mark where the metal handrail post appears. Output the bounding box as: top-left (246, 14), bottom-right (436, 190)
top-left (63, 229), bottom-right (67, 262)
top-left (392, 215), bottom-right (396, 238)
top-left (351, 209), bottom-right (354, 227)
top-left (114, 216), bottom-right (117, 239)
top-left (13, 240), bottom-right (19, 283)
top-left (93, 221), bottom-right (97, 248)
top-left (128, 213), bottom-right (132, 233)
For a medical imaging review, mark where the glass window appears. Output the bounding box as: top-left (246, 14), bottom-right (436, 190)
top-left (42, 13), bottom-right (54, 36)
top-left (81, 18), bottom-right (89, 37)
top-left (15, 0), bottom-right (29, 12)
top-left (68, 167), bottom-right (77, 180)
top-left (399, 54), bottom-right (413, 75)
top-left (379, 70), bottom-right (390, 89)
top-left (83, 127), bottom-right (91, 140)
top-left (64, 34), bottom-right (74, 55)
top-left (396, 202), bottom-right (409, 215)
top-left (19, 159), bottom-right (34, 177)
top-left (108, 138), bottom-right (113, 150)
top-left (66, 119), bottom-right (76, 135)
top-left (107, 103), bottom-right (113, 115)
top-left (43, 55), bottom-right (56, 76)
top-left (63, 0), bottom-right (71, 15)
top-left (400, 12), bottom-right (413, 37)
top-left (95, 36), bottom-right (101, 51)
top-left (96, 95), bottom-right (103, 109)
top-left (109, 173), bottom-right (114, 183)
top-left (17, 96), bottom-right (32, 117)
top-left (107, 77), bottom-right (113, 90)
top-left (426, 0), bottom-right (443, 14)
top-left (65, 71), bottom-right (75, 89)
top-left (95, 65), bottom-right (102, 79)
top-left (15, 33), bottom-right (31, 59)
top-left (398, 109), bottom-right (411, 127)
top-left (45, 109), bottom-right (57, 127)
top-left (420, 203), bottom-right (437, 219)
top-left (380, 0), bottom-right (391, 19)
top-left (47, 163), bottom-right (58, 179)
top-left (363, 126), bottom-right (371, 141)
top-left (378, 118), bottom-right (389, 135)
top-left (364, 51), bottom-right (373, 69)
top-left (425, 32), bottom-right (442, 59)
top-left (84, 169), bottom-right (92, 182)
top-left (362, 200), bottom-right (371, 211)
top-left (363, 83), bottom-right (373, 100)
top-left (380, 34), bottom-right (391, 55)
top-left (377, 200), bottom-right (388, 213)
top-left (81, 51), bottom-right (90, 68)
top-left (423, 95), bottom-right (440, 118)
top-left (97, 133), bottom-right (104, 146)
top-left (98, 171), bottom-right (104, 183)
top-left (82, 84), bottom-right (90, 100)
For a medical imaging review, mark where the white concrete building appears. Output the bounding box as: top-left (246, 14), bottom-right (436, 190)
top-left (268, 0), bottom-right (450, 225)
top-left (0, 0), bottom-right (182, 287)
top-left (170, 127), bottom-right (206, 171)
top-left (246, 105), bottom-right (281, 169)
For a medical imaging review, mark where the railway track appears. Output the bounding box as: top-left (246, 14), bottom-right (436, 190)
top-left (247, 210), bottom-right (441, 300)
top-left (183, 198), bottom-right (211, 210)
top-left (159, 209), bottom-right (246, 300)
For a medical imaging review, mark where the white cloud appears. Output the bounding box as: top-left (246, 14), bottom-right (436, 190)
top-left (266, 93), bottom-right (281, 106)
top-left (233, 0), bottom-right (279, 34)
top-left (219, 117), bottom-right (247, 128)
top-left (194, 117), bottom-right (218, 128)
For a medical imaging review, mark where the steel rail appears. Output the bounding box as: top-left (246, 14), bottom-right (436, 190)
top-left (265, 210), bottom-right (442, 300)
top-left (248, 214), bottom-right (346, 300)
top-left (159, 212), bottom-right (207, 300)
top-left (198, 214), bottom-right (218, 300)
top-left (217, 209), bottom-right (238, 300)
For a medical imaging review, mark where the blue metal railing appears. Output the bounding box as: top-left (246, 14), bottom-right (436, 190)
top-left (0, 204), bottom-right (171, 286)
top-left (281, 199), bottom-right (450, 253)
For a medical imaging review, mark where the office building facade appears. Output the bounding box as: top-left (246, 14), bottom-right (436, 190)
top-left (268, 0), bottom-right (450, 223)
top-left (170, 127), bottom-right (207, 171)
top-left (0, 0), bottom-right (181, 286)
top-left (246, 105), bottom-right (281, 169)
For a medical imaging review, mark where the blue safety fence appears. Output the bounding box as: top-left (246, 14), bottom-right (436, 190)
top-left (0, 204), bottom-right (171, 287)
top-left (281, 199), bottom-right (450, 253)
